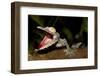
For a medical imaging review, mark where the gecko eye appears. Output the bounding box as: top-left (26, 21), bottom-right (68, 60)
top-left (48, 27), bottom-right (56, 34)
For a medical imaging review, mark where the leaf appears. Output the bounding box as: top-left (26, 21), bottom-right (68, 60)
top-left (62, 27), bottom-right (73, 40)
top-left (81, 18), bottom-right (88, 32)
top-left (30, 15), bottom-right (44, 26)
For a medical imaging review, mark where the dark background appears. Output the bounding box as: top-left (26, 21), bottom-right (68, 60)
top-left (28, 15), bottom-right (88, 50)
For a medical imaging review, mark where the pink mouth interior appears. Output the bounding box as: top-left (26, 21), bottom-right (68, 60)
top-left (38, 34), bottom-right (53, 49)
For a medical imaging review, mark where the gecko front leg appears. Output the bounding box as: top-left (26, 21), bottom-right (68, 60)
top-left (58, 38), bottom-right (76, 57)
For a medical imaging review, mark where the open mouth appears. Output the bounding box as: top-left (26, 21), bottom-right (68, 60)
top-left (38, 34), bottom-right (53, 49)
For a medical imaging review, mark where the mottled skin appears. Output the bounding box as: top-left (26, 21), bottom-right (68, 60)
top-left (34, 26), bottom-right (80, 57)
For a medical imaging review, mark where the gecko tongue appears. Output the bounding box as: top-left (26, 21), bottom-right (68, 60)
top-left (38, 35), bottom-right (52, 49)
